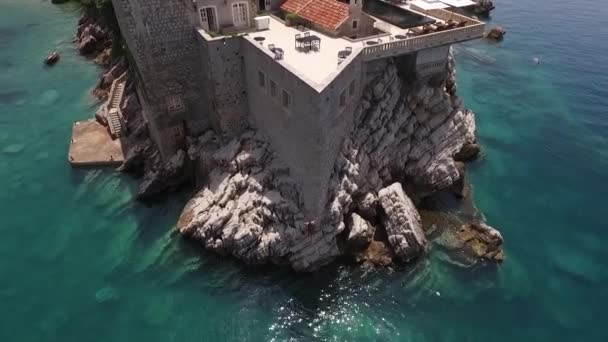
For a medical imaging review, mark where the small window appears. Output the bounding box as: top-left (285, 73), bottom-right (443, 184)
top-left (258, 70), bottom-right (266, 88)
top-left (352, 20), bottom-right (358, 30)
top-left (349, 80), bottom-right (356, 96)
top-left (167, 95), bottom-right (185, 114)
top-left (270, 79), bottom-right (277, 98)
top-left (282, 90), bottom-right (291, 109)
top-left (339, 90), bottom-right (347, 107)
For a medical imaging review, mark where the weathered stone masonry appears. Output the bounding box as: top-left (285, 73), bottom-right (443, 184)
top-left (112, 0), bottom-right (209, 157)
top-left (197, 33), bottom-right (249, 138)
top-left (110, 0), bottom-right (502, 270)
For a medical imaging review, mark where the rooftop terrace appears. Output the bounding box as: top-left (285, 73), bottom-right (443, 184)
top-left (204, 8), bottom-right (484, 92)
top-left (244, 16), bottom-right (359, 90)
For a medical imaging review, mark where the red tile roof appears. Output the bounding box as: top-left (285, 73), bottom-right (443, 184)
top-left (281, 0), bottom-right (351, 32)
top-left (281, 0), bottom-right (315, 14)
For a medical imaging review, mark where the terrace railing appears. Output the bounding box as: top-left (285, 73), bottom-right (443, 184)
top-left (425, 8), bottom-right (478, 24)
top-left (361, 15), bottom-right (484, 61)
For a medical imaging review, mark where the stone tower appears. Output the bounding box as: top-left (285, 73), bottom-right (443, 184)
top-left (111, 0), bottom-right (210, 157)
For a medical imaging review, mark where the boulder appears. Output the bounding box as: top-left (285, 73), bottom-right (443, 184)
top-left (378, 183), bottom-right (428, 261)
top-left (347, 213), bottom-right (375, 249)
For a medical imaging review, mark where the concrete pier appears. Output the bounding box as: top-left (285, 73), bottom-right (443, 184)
top-left (68, 119), bottom-right (125, 167)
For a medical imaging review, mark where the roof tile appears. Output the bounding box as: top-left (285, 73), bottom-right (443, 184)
top-left (281, 0), bottom-right (351, 31)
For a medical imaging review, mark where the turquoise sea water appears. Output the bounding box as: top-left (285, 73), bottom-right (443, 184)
top-left (1, 0), bottom-right (607, 340)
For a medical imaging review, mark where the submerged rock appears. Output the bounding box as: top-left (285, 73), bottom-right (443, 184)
top-left (44, 51), bottom-right (60, 66)
top-left (38, 89), bottom-right (60, 106)
top-left (485, 26), bottom-right (506, 41)
top-left (2, 143), bottom-right (25, 154)
top-left (94, 286), bottom-right (118, 303)
top-left (456, 222), bottom-right (504, 262)
top-left (421, 210), bottom-right (504, 264)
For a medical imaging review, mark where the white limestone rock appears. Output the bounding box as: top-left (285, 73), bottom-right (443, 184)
top-left (177, 130), bottom-right (339, 271)
top-left (347, 213), bottom-right (375, 249)
top-left (176, 51), bottom-right (493, 271)
top-left (378, 183), bottom-right (428, 261)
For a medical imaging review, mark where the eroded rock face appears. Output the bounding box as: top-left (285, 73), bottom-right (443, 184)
top-left (177, 131), bottom-right (339, 271)
top-left (176, 53), bottom-right (502, 271)
top-left (75, 16), bottom-right (111, 57)
top-left (321, 55), bottom-right (476, 251)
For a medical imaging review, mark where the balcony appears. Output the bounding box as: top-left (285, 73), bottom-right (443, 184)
top-left (361, 9), bottom-right (485, 60)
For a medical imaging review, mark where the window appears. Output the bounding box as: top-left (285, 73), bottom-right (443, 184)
top-left (339, 90), bottom-right (347, 107)
top-left (232, 2), bottom-right (249, 28)
top-left (167, 95), bottom-right (185, 114)
top-left (349, 79), bottom-right (356, 96)
top-left (199, 7), bottom-right (218, 32)
top-left (270, 79), bottom-right (277, 98)
top-left (282, 90), bottom-right (291, 109)
top-left (258, 70), bottom-right (266, 88)
top-left (352, 20), bottom-right (358, 30)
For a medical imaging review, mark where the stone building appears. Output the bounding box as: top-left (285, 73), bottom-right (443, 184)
top-left (111, 0), bottom-right (485, 220)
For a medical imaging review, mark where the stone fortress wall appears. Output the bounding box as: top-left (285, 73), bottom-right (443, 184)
top-left (196, 32), bottom-right (249, 137)
top-left (112, 0), bottom-right (473, 221)
top-left (111, 0), bottom-right (210, 157)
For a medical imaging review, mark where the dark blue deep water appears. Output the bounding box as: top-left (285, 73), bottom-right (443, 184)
top-left (1, 0), bottom-right (607, 340)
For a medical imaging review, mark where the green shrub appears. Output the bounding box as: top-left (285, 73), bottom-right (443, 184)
top-left (285, 13), bottom-right (301, 26)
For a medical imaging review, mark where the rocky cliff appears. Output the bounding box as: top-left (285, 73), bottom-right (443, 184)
top-left (176, 53), bottom-right (503, 271)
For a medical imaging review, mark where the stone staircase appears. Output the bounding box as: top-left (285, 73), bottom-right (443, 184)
top-left (105, 73), bottom-right (127, 139)
top-left (107, 108), bottom-right (123, 138)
